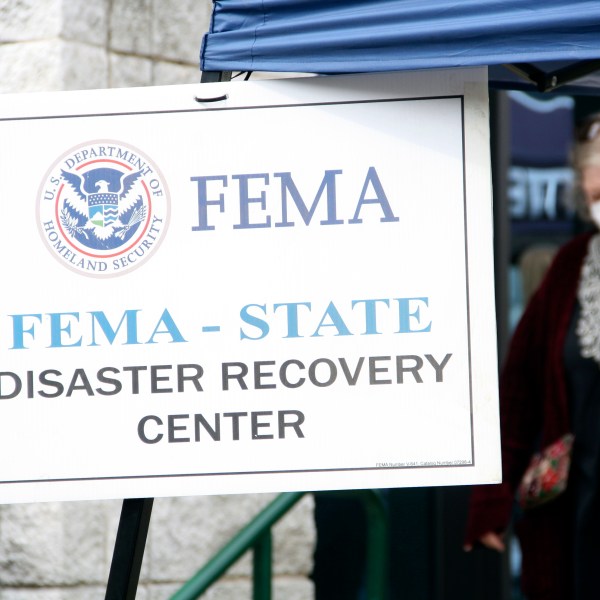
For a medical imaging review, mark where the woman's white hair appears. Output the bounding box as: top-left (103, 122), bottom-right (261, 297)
top-left (568, 113), bottom-right (600, 220)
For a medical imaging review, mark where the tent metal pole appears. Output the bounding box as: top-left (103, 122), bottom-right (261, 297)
top-left (490, 91), bottom-right (511, 367)
top-left (201, 71), bottom-right (233, 83)
top-left (505, 60), bottom-right (600, 93)
top-left (548, 60), bottom-right (600, 91)
top-left (503, 63), bottom-right (547, 91)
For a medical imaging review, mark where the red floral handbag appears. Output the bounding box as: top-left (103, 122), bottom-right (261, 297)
top-left (516, 433), bottom-right (574, 510)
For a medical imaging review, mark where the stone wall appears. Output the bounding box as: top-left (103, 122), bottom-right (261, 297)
top-left (0, 1), bottom-right (315, 598)
top-left (0, 495), bottom-right (315, 599)
top-left (0, 0), bottom-right (208, 92)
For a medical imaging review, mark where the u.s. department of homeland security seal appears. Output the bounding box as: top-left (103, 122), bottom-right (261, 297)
top-left (37, 140), bottom-right (170, 277)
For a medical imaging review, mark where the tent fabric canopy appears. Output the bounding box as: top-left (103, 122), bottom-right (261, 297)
top-left (201, 0), bottom-right (600, 80)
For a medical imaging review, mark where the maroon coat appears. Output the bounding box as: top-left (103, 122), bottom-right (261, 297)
top-left (465, 232), bottom-right (593, 600)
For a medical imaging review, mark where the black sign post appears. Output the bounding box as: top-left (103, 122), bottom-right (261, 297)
top-left (105, 498), bottom-right (154, 600)
top-left (104, 70), bottom-right (232, 600)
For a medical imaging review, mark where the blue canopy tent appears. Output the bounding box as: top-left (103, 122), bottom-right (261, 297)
top-left (200, 0), bottom-right (600, 93)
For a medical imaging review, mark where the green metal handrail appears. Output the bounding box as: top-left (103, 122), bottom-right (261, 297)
top-left (170, 489), bottom-right (389, 600)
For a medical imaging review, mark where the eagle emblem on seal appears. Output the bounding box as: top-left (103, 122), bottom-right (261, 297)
top-left (59, 167), bottom-right (147, 248)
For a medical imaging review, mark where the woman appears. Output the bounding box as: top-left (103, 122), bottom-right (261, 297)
top-left (465, 114), bottom-right (600, 600)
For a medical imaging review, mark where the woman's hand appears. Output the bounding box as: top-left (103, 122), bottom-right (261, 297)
top-left (464, 531), bottom-right (506, 553)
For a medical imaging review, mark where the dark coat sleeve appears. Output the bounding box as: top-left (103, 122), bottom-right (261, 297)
top-left (464, 233), bottom-right (590, 547)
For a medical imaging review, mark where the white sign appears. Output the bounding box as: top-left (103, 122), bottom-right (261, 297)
top-left (0, 69), bottom-right (499, 503)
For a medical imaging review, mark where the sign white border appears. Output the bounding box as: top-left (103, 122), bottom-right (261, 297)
top-left (0, 68), bottom-right (500, 503)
